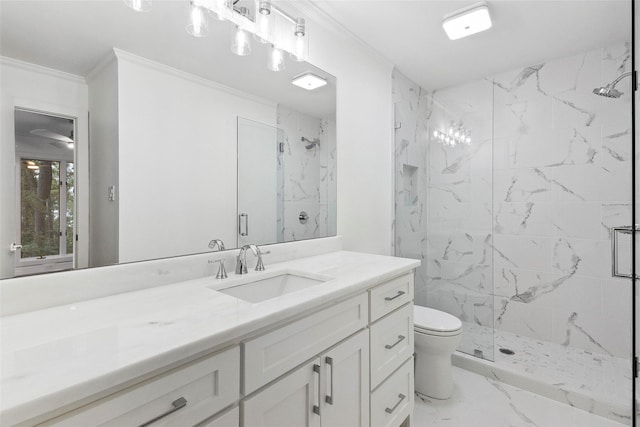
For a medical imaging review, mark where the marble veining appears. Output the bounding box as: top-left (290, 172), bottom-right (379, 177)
top-left (413, 366), bottom-right (626, 426)
top-left (455, 323), bottom-right (631, 424)
top-left (394, 42), bottom-right (632, 366)
top-left (277, 106), bottom-right (337, 242)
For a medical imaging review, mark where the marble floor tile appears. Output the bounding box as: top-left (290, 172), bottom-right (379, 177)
top-left (412, 367), bottom-right (625, 427)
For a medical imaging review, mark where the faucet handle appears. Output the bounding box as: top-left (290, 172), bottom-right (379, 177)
top-left (216, 259), bottom-right (228, 279)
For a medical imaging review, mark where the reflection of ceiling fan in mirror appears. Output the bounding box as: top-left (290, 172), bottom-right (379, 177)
top-left (29, 128), bottom-right (74, 149)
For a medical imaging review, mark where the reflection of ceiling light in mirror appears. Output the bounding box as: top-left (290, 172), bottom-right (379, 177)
top-left (186, 1), bottom-right (209, 37)
top-left (30, 129), bottom-right (74, 143)
top-left (442, 1), bottom-right (492, 40)
top-left (268, 45), bottom-right (286, 71)
top-left (123, 0), bottom-right (151, 12)
top-left (292, 72), bottom-right (327, 91)
top-left (231, 26), bottom-right (251, 56)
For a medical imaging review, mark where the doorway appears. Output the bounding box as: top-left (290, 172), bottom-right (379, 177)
top-left (14, 109), bottom-right (76, 276)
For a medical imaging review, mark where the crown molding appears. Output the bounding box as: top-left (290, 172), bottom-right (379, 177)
top-left (111, 48), bottom-right (277, 108)
top-left (279, 0), bottom-right (394, 70)
top-left (0, 56), bottom-right (86, 85)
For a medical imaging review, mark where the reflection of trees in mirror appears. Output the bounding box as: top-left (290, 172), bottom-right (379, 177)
top-left (20, 159), bottom-right (74, 259)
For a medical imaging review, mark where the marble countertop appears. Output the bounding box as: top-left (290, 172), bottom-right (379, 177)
top-left (0, 251), bottom-right (419, 426)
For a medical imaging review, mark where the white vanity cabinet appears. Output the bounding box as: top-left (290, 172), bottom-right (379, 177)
top-left (16, 265), bottom-right (418, 427)
top-left (242, 329), bottom-right (369, 427)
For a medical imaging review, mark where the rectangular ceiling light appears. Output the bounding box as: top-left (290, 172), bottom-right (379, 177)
top-left (292, 72), bottom-right (327, 91)
top-left (442, 1), bottom-right (492, 40)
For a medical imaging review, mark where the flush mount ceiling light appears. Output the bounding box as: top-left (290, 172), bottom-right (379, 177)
top-left (442, 1), bottom-right (492, 40)
top-left (124, 0), bottom-right (309, 71)
top-left (292, 72), bottom-right (327, 91)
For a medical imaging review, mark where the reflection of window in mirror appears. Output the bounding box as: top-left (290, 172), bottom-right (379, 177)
top-left (14, 109), bottom-right (76, 276)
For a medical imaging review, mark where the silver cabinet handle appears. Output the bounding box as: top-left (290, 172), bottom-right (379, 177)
top-left (138, 397), bottom-right (187, 427)
top-left (239, 213), bottom-right (249, 237)
top-left (611, 225), bottom-right (639, 278)
top-left (384, 291), bottom-right (405, 301)
top-left (312, 363), bottom-right (321, 415)
top-left (385, 335), bottom-right (406, 350)
top-left (325, 356), bottom-right (334, 405)
top-left (385, 393), bottom-right (406, 414)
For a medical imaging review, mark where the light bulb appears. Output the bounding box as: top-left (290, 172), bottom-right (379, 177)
top-left (187, 2), bottom-right (209, 37)
top-left (268, 45), bottom-right (286, 71)
top-left (231, 27), bottom-right (251, 56)
top-left (124, 0), bottom-right (151, 12)
top-left (254, 10), bottom-right (273, 43)
top-left (433, 130), bottom-right (438, 138)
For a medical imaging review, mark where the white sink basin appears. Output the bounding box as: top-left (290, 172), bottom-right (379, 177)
top-left (212, 271), bottom-right (331, 303)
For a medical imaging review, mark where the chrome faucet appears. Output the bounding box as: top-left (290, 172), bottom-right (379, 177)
top-left (235, 244), bottom-right (265, 274)
top-left (208, 239), bottom-right (228, 279)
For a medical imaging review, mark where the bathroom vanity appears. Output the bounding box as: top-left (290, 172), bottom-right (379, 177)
top-left (0, 250), bottom-right (419, 427)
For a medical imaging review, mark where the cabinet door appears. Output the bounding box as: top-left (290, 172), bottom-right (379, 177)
top-left (243, 359), bottom-right (322, 427)
top-left (321, 330), bottom-right (369, 427)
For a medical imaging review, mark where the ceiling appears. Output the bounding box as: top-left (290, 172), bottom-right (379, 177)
top-left (309, 0), bottom-right (631, 90)
top-left (0, 1), bottom-right (631, 105)
top-left (0, 0), bottom-right (336, 118)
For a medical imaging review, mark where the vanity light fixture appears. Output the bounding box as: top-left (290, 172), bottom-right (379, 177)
top-left (268, 45), bottom-right (286, 71)
top-left (442, 1), bottom-right (492, 40)
top-left (186, 0), bottom-right (210, 37)
top-left (254, 0), bottom-right (273, 43)
top-left (291, 72), bottom-right (327, 91)
top-left (124, 0), bottom-right (309, 71)
top-left (123, 0), bottom-right (151, 12)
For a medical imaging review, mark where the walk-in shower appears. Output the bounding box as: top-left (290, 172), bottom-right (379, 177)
top-left (394, 37), bottom-right (634, 424)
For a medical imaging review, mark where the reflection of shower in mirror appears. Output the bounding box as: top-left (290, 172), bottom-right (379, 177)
top-left (301, 136), bottom-right (320, 149)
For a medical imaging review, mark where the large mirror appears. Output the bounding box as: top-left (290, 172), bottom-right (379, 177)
top-left (0, 0), bottom-right (337, 279)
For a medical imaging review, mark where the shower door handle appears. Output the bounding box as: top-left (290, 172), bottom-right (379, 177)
top-left (611, 225), bottom-right (639, 279)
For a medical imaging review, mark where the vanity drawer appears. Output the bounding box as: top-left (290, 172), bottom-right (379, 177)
top-left (243, 293), bottom-right (368, 395)
top-left (369, 274), bottom-right (413, 322)
top-left (47, 346), bottom-right (240, 427)
top-left (370, 357), bottom-right (414, 427)
top-left (197, 406), bottom-right (239, 427)
top-left (370, 303), bottom-right (414, 389)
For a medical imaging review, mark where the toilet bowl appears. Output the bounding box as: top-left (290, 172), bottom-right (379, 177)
top-left (414, 305), bottom-right (462, 399)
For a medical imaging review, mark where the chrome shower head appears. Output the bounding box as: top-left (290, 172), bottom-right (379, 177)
top-left (301, 136), bottom-right (320, 149)
top-left (592, 86), bottom-right (623, 98)
top-left (592, 72), bottom-right (632, 98)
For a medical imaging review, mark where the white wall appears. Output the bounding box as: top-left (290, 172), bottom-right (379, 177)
top-left (87, 56), bottom-right (120, 267)
top-left (115, 51), bottom-right (277, 263)
top-left (0, 58), bottom-right (89, 278)
top-left (288, 4), bottom-right (396, 256)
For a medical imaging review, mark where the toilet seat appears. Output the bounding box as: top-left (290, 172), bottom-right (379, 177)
top-left (414, 305), bottom-right (462, 336)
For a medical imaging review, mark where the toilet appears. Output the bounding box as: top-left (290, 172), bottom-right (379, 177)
top-left (413, 305), bottom-right (462, 399)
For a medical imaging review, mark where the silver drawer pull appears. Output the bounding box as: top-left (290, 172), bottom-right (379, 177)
top-left (384, 335), bottom-right (406, 349)
top-left (385, 393), bottom-right (406, 414)
top-left (384, 290), bottom-right (405, 301)
top-left (139, 397), bottom-right (187, 427)
top-left (313, 363), bottom-right (321, 415)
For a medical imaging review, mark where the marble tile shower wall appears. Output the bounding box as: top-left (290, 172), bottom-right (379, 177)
top-left (491, 43), bottom-right (632, 359)
top-left (394, 42), bottom-right (633, 360)
top-left (277, 107), bottom-right (337, 242)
